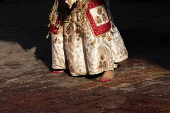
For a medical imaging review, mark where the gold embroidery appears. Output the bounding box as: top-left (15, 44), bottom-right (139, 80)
top-left (53, 38), bottom-right (57, 43)
top-left (102, 13), bottom-right (108, 22)
top-left (96, 16), bottom-right (103, 24)
top-left (91, 39), bottom-right (96, 45)
top-left (100, 55), bottom-right (104, 60)
top-left (97, 7), bottom-right (102, 15)
top-left (98, 60), bottom-right (108, 69)
top-left (101, 33), bottom-right (106, 38)
top-left (106, 35), bottom-right (112, 41)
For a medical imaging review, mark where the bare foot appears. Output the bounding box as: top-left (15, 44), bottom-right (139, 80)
top-left (99, 70), bottom-right (115, 82)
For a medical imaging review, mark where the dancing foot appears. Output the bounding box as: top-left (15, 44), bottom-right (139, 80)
top-left (99, 70), bottom-right (115, 82)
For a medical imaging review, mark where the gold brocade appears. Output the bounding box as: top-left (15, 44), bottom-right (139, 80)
top-left (50, 0), bottom-right (128, 76)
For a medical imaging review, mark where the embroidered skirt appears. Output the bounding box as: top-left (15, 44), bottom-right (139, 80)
top-left (50, 0), bottom-right (128, 76)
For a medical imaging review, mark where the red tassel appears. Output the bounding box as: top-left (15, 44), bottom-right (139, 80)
top-left (49, 15), bottom-right (60, 34)
top-left (49, 24), bottom-right (58, 34)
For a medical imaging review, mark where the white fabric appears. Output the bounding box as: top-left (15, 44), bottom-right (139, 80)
top-left (51, 0), bottom-right (128, 76)
top-left (65, 0), bottom-right (77, 8)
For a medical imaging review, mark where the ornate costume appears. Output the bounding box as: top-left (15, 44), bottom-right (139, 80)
top-left (48, 0), bottom-right (128, 76)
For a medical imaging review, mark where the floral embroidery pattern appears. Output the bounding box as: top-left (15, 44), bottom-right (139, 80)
top-left (86, 0), bottom-right (111, 36)
top-left (51, 0), bottom-right (128, 76)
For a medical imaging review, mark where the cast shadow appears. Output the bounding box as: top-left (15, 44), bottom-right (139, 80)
top-left (0, 0), bottom-right (53, 70)
top-left (0, 0), bottom-right (169, 74)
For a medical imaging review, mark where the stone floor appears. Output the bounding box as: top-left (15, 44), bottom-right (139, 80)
top-left (0, 0), bottom-right (170, 112)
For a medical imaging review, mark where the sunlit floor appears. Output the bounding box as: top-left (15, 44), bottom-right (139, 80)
top-left (0, 0), bottom-right (170, 112)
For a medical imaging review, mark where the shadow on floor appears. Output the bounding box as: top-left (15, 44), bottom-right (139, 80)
top-left (0, 0), bottom-right (169, 72)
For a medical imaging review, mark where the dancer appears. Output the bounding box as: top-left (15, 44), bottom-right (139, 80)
top-left (48, 0), bottom-right (128, 82)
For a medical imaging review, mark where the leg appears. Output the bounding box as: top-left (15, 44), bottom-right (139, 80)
top-left (99, 63), bottom-right (119, 82)
top-left (99, 70), bottom-right (115, 82)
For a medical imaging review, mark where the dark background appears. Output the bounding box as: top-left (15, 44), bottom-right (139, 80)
top-left (0, 0), bottom-right (169, 70)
